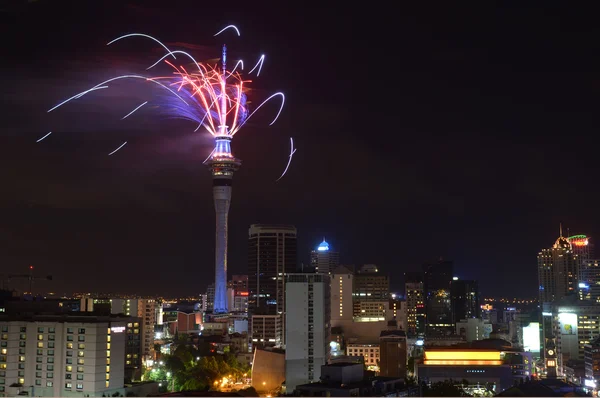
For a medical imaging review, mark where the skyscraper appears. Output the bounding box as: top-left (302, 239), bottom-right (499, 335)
top-left (423, 260), bottom-right (454, 337)
top-left (310, 239), bottom-right (340, 275)
top-left (330, 265), bottom-right (354, 323)
top-left (404, 271), bottom-right (425, 337)
top-left (248, 225), bottom-right (297, 348)
top-left (353, 265), bottom-right (390, 320)
top-left (285, 273), bottom-right (330, 392)
top-left (248, 224), bottom-right (298, 315)
top-left (451, 279), bottom-right (480, 323)
top-left (538, 228), bottom-right (578, 305)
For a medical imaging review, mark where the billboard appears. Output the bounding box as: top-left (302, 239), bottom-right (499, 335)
top-left (522, 322), bottom-right (540, 353)
top-left (559, 312), bottom-right (578, 335)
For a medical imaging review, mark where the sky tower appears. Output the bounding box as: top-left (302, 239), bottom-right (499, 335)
top-left (205, 44), bottom-right (241, 314)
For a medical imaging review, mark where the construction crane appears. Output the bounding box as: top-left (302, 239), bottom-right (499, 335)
top-left (1, 266), bottom-right (52, 294)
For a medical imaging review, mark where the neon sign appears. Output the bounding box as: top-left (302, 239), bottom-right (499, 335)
top-left (568, 235), bottom-right (589, 247)
top-left (110, 326), bottom-right (125, 333)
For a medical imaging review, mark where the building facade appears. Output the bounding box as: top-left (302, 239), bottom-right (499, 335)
top-left (423, 260), bottom-right (454, 337)
top-left (285, 274), bottom-right (330, 393)
top-left (248, 225), bottom-right (297, 349)
top-left (0, 314), bottom-right (131, 397)
top-left (451, 279), bottom-right (480, 323)
top-left (330, 266), bottom-right (354, 323)
top-left (404, 272), bottom-right (425, 337)
top-left (538, 233), bottom-right (578, 305)
top-left (310, 239), bottom-right (340, 275)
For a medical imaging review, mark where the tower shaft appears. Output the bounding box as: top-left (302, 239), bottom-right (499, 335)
top-left (212, 183), bottom-right (232, 314)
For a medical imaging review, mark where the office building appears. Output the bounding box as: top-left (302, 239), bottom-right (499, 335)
top-left (584, 337), bottom-right (600, 384)
top-left (451, 279), bottom-right (480, 323)
top-left (248, 224), bottom-right (297, 348)
top-left (330, 266), bottom-right (354, 323)
top-left (229, 275), bottom-right (249, 293)
top-left (423, 260), bottom-right (454, 336)
top-left (285, 274), bottom-right (330, 393)
top-left (0, 314), bottom-right (131, 397)
top-left (106, 299), bottom-right (156, 362)
top-left (310, 239), bottom-right (340, 275)
top-left (353, 265), bottom-right (389, 319)
top-left (538, 228), bottom-right (579, 305)
top-left (250, 315), bottom-right (282, 349)
top-left (579, 260), bottom-right (600, 302)
top-left (404, 272), bottom-right (425, 337)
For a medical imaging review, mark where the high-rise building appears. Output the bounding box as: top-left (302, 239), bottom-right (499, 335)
top-left (0, 314), bottom-right (131, 397)
top-left (104, 299), bottom-right (156, 362)
top-left (451, 279), bottom-right (480, 323)
top-left (579, 260), bottom-right (600, 302)
top-left (330, 265), bottom-right (354, 323)
top-left (248, 224), bottom-right (297, 348)
top-left (404, 272), bottom-right (425, 337)
top-left (206, 283), bottom-right (215, 312)
top-left (310, 239), bottom-right (340, 275)
top-left (538, 229), bottom-right (579, 304)
top-left (353, 265), bottom-right (389, 320)
top-left (285, 274), bottom-right (330, 392)
top-left (229, 275), bottom-right (249, 293)
top-left (423, 260), bottom-right (453, 336)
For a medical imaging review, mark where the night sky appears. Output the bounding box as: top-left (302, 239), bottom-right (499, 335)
top-left (1, 1), bottom-right (598, 297)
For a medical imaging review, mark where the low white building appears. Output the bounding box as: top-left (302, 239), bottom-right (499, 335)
top-left (456, 318), bottom-right (492, 342)
top-left (346, 343), bottom-right (380, 370)
top-left (0, 314), bottom-right (134, 397)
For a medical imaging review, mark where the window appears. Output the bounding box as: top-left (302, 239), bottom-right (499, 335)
top-left (19, 334), bottom-right (26, 340)
top-left (77, 374), bottom-right (83, 380)
top-left (48, 335), bottom-right (55, 341)
top-left (78, 328), bottom-right (85, 334)
top-left (48, 327), bottom-right (55, 333)
top-left (36, 372), bottom-right (42, 378)
top-left (66, 374), bottom-right (72, 380)
top-left (66, 358), bottom-right (72, 364)
top-left (18, 363), bottom-right (25, 370)
top-left (19, 341), bottom-right (25, 347)
top-left (46, 381), bottom-right (53, 387)
top-left (18, 378), bottom-right (24, 385)
top-left (0, 327), bottom-right (7, 332)
top-left (19, 348), bottom-right (25, 355)
top-left (37, 349), bottom-right (43, 355)
top-left (48, 350), bottom-right (54, 356)
top-left (0, 335), bottom-right (6, 341)
top-left (78, 344), bottom-right (85, 349)
top-left (77, 359), bottom-right (84, 365)
top-left (66, 365), bottom-right (72, 372)
top-left (36, 364), bottom-right (42, 371)
top-left (37, 342), bottom-right (43, 348)
top-left (65, 382), bottom-right (72, 389)
top-left (78, 336), bottom-right (85, 342)
top-left (37, 334), bottom-right (43, 341)
top-left (66, 351), bottom-right (72, 357)
top-left (105, 381), bottom-right (109, 388)
top-left (47, 357), bottom-right (54, 363)
top-left (47, 365), bottom-right (54, 371)
top-left (76, 383), bottom-right (83, 389)
top-left (18, 371), bottom-right (24, 377)
top-left (77, 366), bottom-right (84, 373)
top-left (66, 343), bottom-right (73, 349)
top-left (0, 342), bottom-right (5, 347)
top-left (38, 327), bottom-right (44, 333)
top-left (35, 380), bottom-right (41, 386)
top-left (20, 327), bottom-right (26, 333)
top-left (67, 336), bottom-right (73, 342)
top-left (48, 342), bottom-right (54, 348)
top-left (67, 328), bottom-right (73, 334)
top-left (47, 372), bottom-right (53, 378)
top-left (78, 351), bottom-right (84, 357)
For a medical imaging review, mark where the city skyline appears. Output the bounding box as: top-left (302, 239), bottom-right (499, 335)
top-left (1, 2), bottom-right (599, 298)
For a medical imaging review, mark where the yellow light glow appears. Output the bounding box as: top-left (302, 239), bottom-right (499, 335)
top-left (424, 360), bottom-right (503, 365)
top-left (424, 350), bottom-right (501, 361)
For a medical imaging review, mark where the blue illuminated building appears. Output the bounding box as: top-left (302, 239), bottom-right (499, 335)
top-left (311, 238), bottom-right (339, 275)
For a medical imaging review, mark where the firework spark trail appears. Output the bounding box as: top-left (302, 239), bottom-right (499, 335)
top-left (248, 55), bottom-right (265, 76)
top-left (276, 137), bottom-right (297, 181)
top-left (214, 25), bottom-right (241, 37)
top-left (108, 141), bottom-right (127, 156)
top-left (231, 92), bottom-right (285, 135)
top-left (107, 33), bottom-right (177, 60)
top-left (121, 101), bottom-right (148, 120)
top-left (47, 76), bottom-right (187, 113)
top-left (36, 132), bottom-right (52, 142)
top-left (47, 86), bottom-right (109, 113)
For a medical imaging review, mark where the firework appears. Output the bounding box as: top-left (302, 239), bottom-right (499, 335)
top-left (46, 26), bottom-right (291, 177)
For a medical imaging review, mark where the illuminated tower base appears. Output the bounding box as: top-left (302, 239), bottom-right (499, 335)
top-left (206, 136), bottom-right (241, 314)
